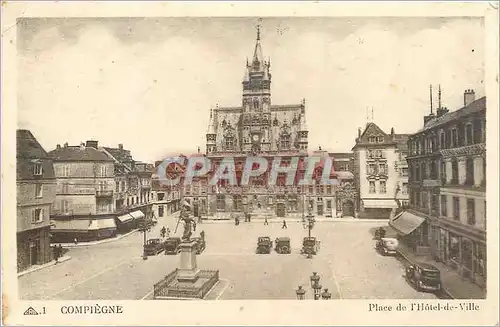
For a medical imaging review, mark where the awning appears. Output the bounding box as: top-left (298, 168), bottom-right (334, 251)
top-left (389, 211), bottom-right (425, 235)
top-left (116, 214), bottom-right (134, 223)
top-left (129, 210), bottom-right (145, 219)
top-left (363, 199), bottom-right (398, 209)
top-left (51, 218), bottom-right (117, 232)
top-left (95, 218), bottom-right (117, 229)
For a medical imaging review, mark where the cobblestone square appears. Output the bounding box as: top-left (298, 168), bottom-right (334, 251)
top-left (19, 215), bottom-right (436, 300)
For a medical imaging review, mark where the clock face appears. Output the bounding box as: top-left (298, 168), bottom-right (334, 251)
top-left (252, 134), bottom-right (260, 142)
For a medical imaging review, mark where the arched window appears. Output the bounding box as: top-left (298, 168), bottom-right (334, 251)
top-left (253, 99), bottom-right (259, 111)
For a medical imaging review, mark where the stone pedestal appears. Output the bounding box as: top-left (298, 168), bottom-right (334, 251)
top-left (177, 240), bottom-right (200, 282)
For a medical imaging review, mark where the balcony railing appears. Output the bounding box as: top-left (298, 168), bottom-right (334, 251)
top-left (96, 190), bottom-right (114, 197)
top-left (422, 179), bottom-right (441, 187)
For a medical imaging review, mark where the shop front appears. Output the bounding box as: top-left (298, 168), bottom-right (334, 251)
top-left (51, 218), bottom-right (117, 243)
top-left (360, 199), bottom-right (398, 219)
top-left (433, 220), bottom-right (486, 288)
top-left (389, 211), bottom-right (430, 256)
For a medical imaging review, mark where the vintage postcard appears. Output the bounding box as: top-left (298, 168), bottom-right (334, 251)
top-left (1, 1), bottom-right (499, 326)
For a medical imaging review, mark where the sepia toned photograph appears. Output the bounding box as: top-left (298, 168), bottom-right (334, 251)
top-left (2, 1), bottom-right (499, 326)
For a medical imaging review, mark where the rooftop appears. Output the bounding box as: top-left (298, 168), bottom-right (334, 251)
top-left (419, 96), bottom-right (486, 132)
top-left (49, 145), bottom-right (112, 162)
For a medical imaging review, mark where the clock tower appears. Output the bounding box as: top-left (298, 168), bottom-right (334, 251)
top-left (242, 23), bottom-right (272, 154)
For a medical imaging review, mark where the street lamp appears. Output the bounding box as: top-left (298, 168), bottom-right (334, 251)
top-left (309, 272), bottom-right (320, 289)
top-left (321, 288), bottom-right (332, 300)
top-left (312, 282), bottom-right (322, 300)
top-left (139, 220), bottom-right (151, 260)
top-left (295, 285), bottom-right (306, 300)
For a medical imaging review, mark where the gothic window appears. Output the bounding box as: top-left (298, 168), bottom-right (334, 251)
top-left (280, 135), bottom-right (290, 150)
top-left (253, 99), bottom-right (260, 111)
top-left (225, 137), bottom-right (234, 150)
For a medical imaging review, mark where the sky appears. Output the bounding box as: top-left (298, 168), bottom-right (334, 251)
top-left (17, 17), bottom-right (485, 163)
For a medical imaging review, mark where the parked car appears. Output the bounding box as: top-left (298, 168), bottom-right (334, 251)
top-left (192, 236), bottom-right (206, 254)
top-left (405, 262), bottom-right (442, 292)
top-left (143, 238), bottom-right (166, 256)
top-left (164, 237), bottom-right (182, 255)
top-left (275, 237), bottom-right (291, 254)
top-left (375, 237), bottom-right (399, 256)
top-left (256, 236), bottom-right (272, 254)
top-left (300, 236), bottom-right (320, 255)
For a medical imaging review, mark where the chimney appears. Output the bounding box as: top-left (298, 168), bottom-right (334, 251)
top-left (391, 127), bottom-right (394, 135)
top-left (80, 142), bottom-right (85, 150)
top-left (437, 106), bottom-right (449, 117)
top-left (118, 143), bottom-right (123, 150)
top-left (56, 144), bottom-right (61, 150)
top-left (358, 127), bottom-right (361, 138)
top-left (464, 89), bottom-right (475, 107)
top-left (86, 140), bottom-right (99, 148)
top-left (64, 142), bottom-right (68, 148)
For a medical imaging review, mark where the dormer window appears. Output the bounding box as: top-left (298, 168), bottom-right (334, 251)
top-left (33, 162), bottom-right (43, 176)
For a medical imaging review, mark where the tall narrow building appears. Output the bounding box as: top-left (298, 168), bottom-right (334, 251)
top-left (17, 130), bottom-right (56, 271)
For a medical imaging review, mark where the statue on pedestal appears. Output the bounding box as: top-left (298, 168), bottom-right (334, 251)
top-left (179, 202), bottom-right (195, 242)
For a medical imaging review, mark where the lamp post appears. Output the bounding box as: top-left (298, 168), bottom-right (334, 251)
top-left (303, 208), bottom-right (315, 258)
top-left (295, 272), bottom-right (332, 300)
top-left (312, 282), bottom-right (322, 300)
top-left (139, 220), bottom-right (149, 260)
top-left (321, 288), bottom-right (332, 300)
top-left (295, 285), bottom-right (306, 300)
top-left (310, 272), bottom-right (320, 287)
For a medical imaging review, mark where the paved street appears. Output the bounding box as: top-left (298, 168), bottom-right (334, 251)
top-left (19, 215), bottom-right (437, 300)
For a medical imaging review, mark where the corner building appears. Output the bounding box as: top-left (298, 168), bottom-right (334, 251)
top-left (198, 28), bottom-right (335, 219)
top-left (17, 130), bottom-right (56, 271)
top-left (400, 90), bottom-right (486, 288)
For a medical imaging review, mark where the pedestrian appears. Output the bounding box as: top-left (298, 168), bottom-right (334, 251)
top-left (74, 237), bottom-right (78, 245)
top-left (58, 244), bottom-right (63, 257)
top-left (193, 221), bottom-right (197, 232)
top-left (160, 226), bottom-right (166, 238)
top-left (166, 227), bottom-right (171, 238)
top-left (53, 246), bottom-right (60, 264)
top-left (264, 217), bottom-right (268, 225)
top-left (282, 220), bottom-right (287, 229)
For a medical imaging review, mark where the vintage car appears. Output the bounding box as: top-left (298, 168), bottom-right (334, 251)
top-left (164, 237), bottom-right (182, 255)
top-left (143, 238), bottom-right (166, 256)
top-left (300, 237), bottom-right (320, 255)
top-left (256, 236), bottom-right (273, 254)
top-left (405, 262), bottom-right (442, 292)
top-left (275, 237), bottom-right (291, 254)
top-left (192, 236), bottom-right (206, 254)
top-left (376, 237), bottom-right (399, 256)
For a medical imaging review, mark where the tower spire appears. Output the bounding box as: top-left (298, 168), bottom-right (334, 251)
top-left (257, 20), bottom-right (261, 41)
top-left (252, 19), bottom-right (264, 64)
